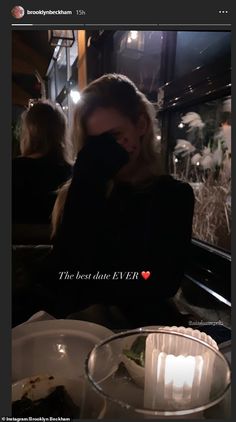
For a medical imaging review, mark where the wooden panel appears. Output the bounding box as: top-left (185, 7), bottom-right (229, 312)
top-left (12, 81), bottom-right (30, 107)
top-left (77, 30), bottom-right (87, 89)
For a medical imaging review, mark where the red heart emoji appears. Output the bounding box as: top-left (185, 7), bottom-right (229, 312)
top-left (141, 271), bottom-right (151, 280)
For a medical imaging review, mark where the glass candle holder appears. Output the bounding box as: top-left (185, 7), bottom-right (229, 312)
top-left (82, 328), bottom-right (231, 419)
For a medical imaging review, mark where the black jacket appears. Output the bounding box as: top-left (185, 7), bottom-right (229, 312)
top-left (12, 155), bottom-right (72, 224)
top-left (51, 134), bottom-right (195, 305)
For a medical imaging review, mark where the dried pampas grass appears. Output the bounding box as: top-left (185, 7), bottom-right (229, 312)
top-left (191, 173), bottom-right (231, 251)
top-left (176, 170), bottom-right (231, 251)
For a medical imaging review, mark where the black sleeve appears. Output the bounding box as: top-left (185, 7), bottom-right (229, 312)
top-left (167, 181), bottom-right (195, 296)
top-left (12, 158), bottom-right (30, 223)
top-left (145, 179), bottom-right (195, 299)
top-left (52, 133), bottom-right (129, 271)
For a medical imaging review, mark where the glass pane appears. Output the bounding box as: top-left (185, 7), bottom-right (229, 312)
top-left (56, 47), bottom-right (67, 95)
top-left (174, 32), bottom-right (231, 79)
top-left (170, 96), bottom-right (231, 252)
top-left (70, 31), bottom-right (78, 66)
top-left (114, 31), bottom-right (163, 101)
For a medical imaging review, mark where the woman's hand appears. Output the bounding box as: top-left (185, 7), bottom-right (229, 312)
top-left (54, 133), bottom-right (129, 269)
top-left (74, 132), bottom-right (129, 181)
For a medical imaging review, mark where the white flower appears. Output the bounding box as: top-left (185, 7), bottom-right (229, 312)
top-left (212, 142), bottom-right (223, 166)
top-left (201, 155), bottom-right (214, 170)
top-left (174, 139), bottom-right (195, 157)
top-left (191, 153), bottom-right (202, 165)
top-left (181, 112), bottom-right (205, 130)
top-left (202, 147), bottom-right (211, 156)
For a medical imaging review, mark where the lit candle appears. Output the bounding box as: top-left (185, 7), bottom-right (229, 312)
top-left (144, 328), bottom-right (217, 411)
top-left (164, 354), bottom-right (200, 402)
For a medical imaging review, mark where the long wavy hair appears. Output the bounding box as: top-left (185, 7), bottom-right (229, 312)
top-left (51, 73), bottom-right (164, 237)
top-left (20, 100), bottom-right (72, 163)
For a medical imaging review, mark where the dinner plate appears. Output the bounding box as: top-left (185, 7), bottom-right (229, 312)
top-left (12, 319), bottom-right (114, 382)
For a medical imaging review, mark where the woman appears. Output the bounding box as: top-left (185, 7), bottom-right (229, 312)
top-left (48, 74), bottom-right (194, 321)
top-left (12, 101), bottom-right (72, 224)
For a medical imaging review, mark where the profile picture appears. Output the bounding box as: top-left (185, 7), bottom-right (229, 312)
top-left (11, 5), bottom-right (25, 19)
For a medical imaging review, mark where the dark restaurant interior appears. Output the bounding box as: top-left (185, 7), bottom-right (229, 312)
top-left (11, 28), bottom-right (232, 416)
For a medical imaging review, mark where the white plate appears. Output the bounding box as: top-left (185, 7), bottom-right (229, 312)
top-left (12, 319), bottom-right (114, 382)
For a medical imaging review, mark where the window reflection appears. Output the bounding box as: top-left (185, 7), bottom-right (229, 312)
top-left (174, 32), bottom-right (231, 79)
top-left (171, 97), bottom-right (231, 251)
top-left (114, 31), bottom-right (163, 101)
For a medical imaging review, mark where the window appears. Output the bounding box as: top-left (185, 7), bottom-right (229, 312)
top-left (174, 32), bottom-right (231, 79)
top-left (70, 31), bottom-right (78, 66)
top-left (113, 31), bottom-right (163, 101)
top-left (56, 47), bottom-right (67, 96)
top-left (169, 97), bottom-right (231, 251)
top-left (47, 65), bottom-right (57, 101)
top-left (157, 31), bottom-right (231, 252)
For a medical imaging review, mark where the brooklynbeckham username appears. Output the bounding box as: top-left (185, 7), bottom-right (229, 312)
top-left (26, 10), bottom-right (73, 15)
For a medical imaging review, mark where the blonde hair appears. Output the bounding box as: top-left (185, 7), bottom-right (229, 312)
top-left (51, 74), bottom-right (164, 238)
top-left (20, 100), bottom-right (72, 163)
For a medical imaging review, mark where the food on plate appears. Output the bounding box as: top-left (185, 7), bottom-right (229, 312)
top-left (123, 335), bottom-right (146, 367)
top-left (12, 385), bottom-right (80, 417)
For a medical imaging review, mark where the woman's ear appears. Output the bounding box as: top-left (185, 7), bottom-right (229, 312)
top-left (137, 114), bottom-right (148, 136)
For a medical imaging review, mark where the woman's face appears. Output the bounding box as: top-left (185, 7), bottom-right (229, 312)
top-left (86, 107), bottom-right (146, 162)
